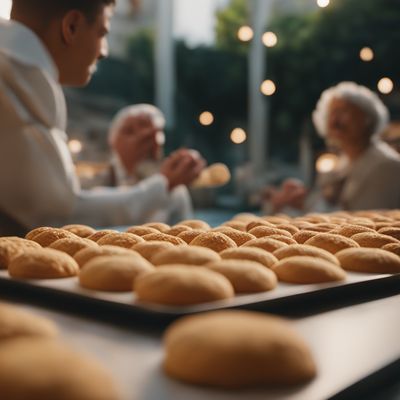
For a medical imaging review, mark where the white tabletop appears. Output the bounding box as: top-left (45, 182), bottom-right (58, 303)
top-left (5, 294), bottom-right (400, 400)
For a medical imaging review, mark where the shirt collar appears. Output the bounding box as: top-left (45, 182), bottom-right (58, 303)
top-left (0, 17), bottom-right (58, 81)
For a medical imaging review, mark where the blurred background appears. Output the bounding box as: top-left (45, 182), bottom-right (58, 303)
top-left (1, 0), bottom-right (399, 218)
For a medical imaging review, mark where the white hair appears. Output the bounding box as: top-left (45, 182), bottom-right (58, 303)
top-left (312, 81), bottom-right (390, 139)
top-left (108, 104), bottom-right (165, 144)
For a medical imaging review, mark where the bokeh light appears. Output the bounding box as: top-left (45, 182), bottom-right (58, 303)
top-left (262, 32), bottom-right (278, 47)
top-left (317, 0), bottom-right (330, 8)
top-left (377, 77), bottom-right (394, 94)
top-left (260, 80), bottom-right (276, 96)
top-left (199, 111), bottom-right (214, 126)
top-left (230, 128), bottom-right (247, 144)
top-left (316, 153), bottom-right (339, 173)
top-left (68, 139), bottom-right (83, 154)
top-left (238, 26), bottom-right (254, 42)
top-left (359, 47), bottom-right (374, 62)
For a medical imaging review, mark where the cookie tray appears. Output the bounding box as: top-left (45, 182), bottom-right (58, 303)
top-left (1, 270), bottom-right (399, 326)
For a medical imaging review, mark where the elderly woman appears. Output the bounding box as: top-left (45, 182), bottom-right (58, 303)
top-left (107, 104), bottom-right (198, 224)
top-left (264, 82), bottom-right (400, 213)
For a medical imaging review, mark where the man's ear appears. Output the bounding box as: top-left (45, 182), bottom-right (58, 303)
top-left (61, 10), bottom-right (85, 45)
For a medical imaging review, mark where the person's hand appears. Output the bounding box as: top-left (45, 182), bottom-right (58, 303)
top-left (160, 149), bottom-right (206, 191)
top-left (263, 179), bottom-right (307, 213)
top-left (110, 114), bottom-right (161, 174)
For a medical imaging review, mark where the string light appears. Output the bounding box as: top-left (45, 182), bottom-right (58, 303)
top-left (260, 80), bottom-right (276, 96)
top-left (360, 47), bottom-right (374, 62)
top-left (238, 26), bottom-right (254, 42)
top-left (316, 153), bottom-right (339, 173)
top-left (317, 0), bottom-right (330, 8)
top-left (262, 32), bottom-right (278, 47)
top-left (377, 78), bottom-right (394, 94)
top-left (230, 128), bottom-right (247, 144)
top-left (68, 139), bottom-right (83, 154)
top-left (199, 111), bottom-right (214, 126)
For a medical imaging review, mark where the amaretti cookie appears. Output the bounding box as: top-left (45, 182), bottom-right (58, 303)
top-left (243, 237), bottom-right (288, 253)
top-left (31, 228), bottom-right (78, 247)
top-left (351, 232), bottom-right (399, 248)
top-left (134, 266), bottom-right (234, 305)
top-left (273, 244), bottom-right (340, 266)
top-left (25, 227), bottom-right (53, 241)
top-left (377, 227), bottom-right (400, 241)
top-left (248, 226), bottom-right (292, 239)
top-left (163, 310), bottom-right (317, 388)
top-left (97, 232), bottom-right (144, 248)
top-left (190, 232), bottom-right (237, 253)
top-left (211, 227), bottom-right (255, 246)
top-left (273, 256), bottom-right (346, 284)
top-left (178, 219), bottom-right (210, 230)
top-left (165, 225), bottom-right (192, 237)
top-left (336, 248), bottom-right (400, 274)
top-left (49, 237), bottom-right (98, 257)
top-left (79, 255), bottom-right (154, 292)
top-left (206, 260), bottom-right (277, 293)
top-left (275, 224), bottom-right (300, 235)
top-left (330, 224), bottom-right (375, 238)
top-left (142, 222), bottom-right (170, 232)
top-left (0, 338), bottom-right (120, 400)
top-left (382, 243), bottom-right (400, 257)
top-left (292, 230), bottom-right (319, 244)
top-left (8, 248), bottom-right (79, 279)
top-left (177, 229), bottom-right (204, 244)
top-left (267, 235), bottom-right (297, 245)
top-left (61, 224), bottom-right (96, 238)
top-left (132, 241), bottom-right (175, 261)
top-left (74, 245), bottom-right (139, 268)
top-left (141, 233), bottom-right (186, 246)
top-left (86, 230), bottom-right (118, 242)
top-left (0, 302), bottom-right (58, 340)
top-left (220, 247), bottom-right (278, 269)
top-left (152, 246), bottom-right (220, 266)
top-left (0, 238), bottom-right (41, 269)
top-left (125, 226), bottom-right (160, 236)
top-left (305, 233), bottom-right (359, 254)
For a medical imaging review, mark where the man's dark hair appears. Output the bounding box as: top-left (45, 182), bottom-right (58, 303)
top-left (12, 0), bottom-right (116, 22)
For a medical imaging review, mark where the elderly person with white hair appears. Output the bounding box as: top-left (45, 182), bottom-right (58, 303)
top-left (264, 82), bottom-right (400, 213)
top-left (107, 104), bottom-right (197, 224)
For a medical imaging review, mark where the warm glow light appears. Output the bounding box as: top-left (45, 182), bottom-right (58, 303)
top-left (359, 47), bottom-right (374, 62)
top-left (317, 0), bottom-right (330, 7)
top-left (377, 78), bottom-right (394, 94)
top-left (199, 111), bottom-right (214, 126)
top-left (316, 153), bottom-right (339, 173)
top-left (262, 32), bottom-right (278, 47)
top-left (0, 0), bottom-right (12, 19)
top-left (238, 26), bottom-right (254, 42)
top-left (230, 128), bottom-right (247, 144)
top-left (68, 139), bottom-right (83, 154)
top-left (260, 80), bottom-right (276, 96)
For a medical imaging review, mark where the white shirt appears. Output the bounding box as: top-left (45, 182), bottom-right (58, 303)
top-left (0, 18), bottom-right (173, 231)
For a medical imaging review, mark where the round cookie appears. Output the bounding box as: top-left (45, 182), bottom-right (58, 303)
top-left (305, 233), bottom-right (359, 254)
top-left (267, 235), bottom-right (297, 245)
top-left (0, 338), bottom-right (120, 400)
top-left (166, 225), bottom-right (192, 237)
top-left (190, 232), bottom-right (237, 253)
top-left (220, 247), bottom-right (278, 269)
top-left (97, 232), bottom-right (144, 248)
top-left (86, 230), bottom-right (118, 242)
top-left (330, 224), bottom-right (375, 238)
top-left (206, 260), bottom-right (277, 293)
top-left (8, 248), bottom-right (79, 279)
top-left (152, 246), bottom-right (220, 266)
top-left (297, 214), bottom-right (330, 224)
top-left (163, 310), bottom-right (317, 388)
top-left (79, 255), bottom-right (154, 292)
top-left (261, 216), bottom-right (291, 225)
top-left (292, 230), bottom-right (319, 244)
top-left (74, 245), bottom-right (139, 268)
top-left (49, 237), bottom-right (98, 257)
top-left (273, 244), bottom-right (340, 266)
top-left (246, 220), bottom-right (273, 232)
top-left (177, 229), bottom-right (204, 244)
top-left (275, 224), bottom-right (300, 235)
top-left (243, 237), bottom-right (288, 253)
top-left (0, 238), bottom-right (41, 269)
top-left (304, 223), bottom-right (338, 233)
top-left (32, 229), bottom-right (78, 247)
top-left (25, 227), bottom-right (53, 241)
top-left (132, 241), bottom-right (175, 261)
top-left (273, 256), bottom-right (346, 284)
top-left (142, 222), bottom-right (170, 232)
top-left (61, 224), bottom-right (96, 238)
top-left (248, 226), bottom-right (292, 239)
top-left (232, 212), bottom-right (259, 222)
top-left (211, 227), bottom-right (255, 246)
top-left (178, 219), bottom-right (210, 230)
top-left (351, 232), bottom-right (399, 248)
top-left (382, 243), bottom-right (400, 257)
top-left (125, 226), bottom-right (159, 237)
top-left (377, 227), bottom-right (400, 241)
top-left (141, 233), bottom-right (186, 246)
top-left (220, 221), bottom-right (247, 231)
top-left (134, 266), bottom-right (234, 305)
top-left (0, 302), bottom-right (58, 340)
top-left (336, 248), bottom-right (400, 274)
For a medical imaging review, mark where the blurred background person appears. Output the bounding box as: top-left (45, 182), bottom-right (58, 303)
top-left (106, 104), bottom-right (194, 224)
top-left (262, 82), bottom-right (400, 214)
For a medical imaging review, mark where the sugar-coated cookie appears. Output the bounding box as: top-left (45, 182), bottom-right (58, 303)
top-left (0, 238), bottom-right (41, 269)
top-left (243, 237), bottom-right (288, 253)
top-left (273, 244), bottom-right (340, 266)
top-left (212, 227), bottom-right (255, 246)
top-left (61, 224), bottom-right (96, 238)
top-left (152, 245), bottom-right (220, 266)
top-left (190, 232), bottom-right (237, 253)
top-left (97, 232), bottom-right (144, 248)
top-left (351, 232), bottom-right (399, 248)
top-left (74, 245), bottom-right (138, 268)
top-left (220, 247), bottom-right (278, 269)
top-left (305, 233), bottom-right (359, 254)
top-left (49, 237), bottom-right (98, 257)
top-left (132, 241), bottom-right (175, 261)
